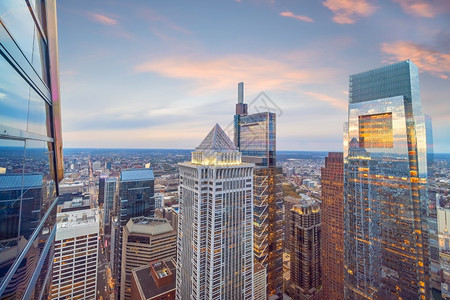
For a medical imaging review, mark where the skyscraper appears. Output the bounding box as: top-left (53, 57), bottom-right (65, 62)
top-left (344, 60), bottom-right (438, 299)
top-left (51, 209), bottom-right (99, 299)
top-left (120, 217), bottom-right (176, 300)
top-left (287, 201), bottom-right (322, 300)
top-left (104, 177), bottom-right (117, 235)
top-left (321, 152), bottom-right (344, 299)
top-left (177, 124), bottom-right (254, 299)
top-left (113, 168), bottom-right (155, 298)
top-left (234, 83), bottom-right (283, 297)
top-left (0, 1), bottom-right (63, 298)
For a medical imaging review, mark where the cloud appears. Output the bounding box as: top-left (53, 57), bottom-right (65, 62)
top-left (86, 12), bottom-right (118, 26)
top-left (392, 0), bottom-right (435, 17)
top-left (322, 0), bottom-right (377, 24)
top-left (381, 41), bottom-right (450, 79)
top-left (134, 54), bottom-right (336, 94)
top-left (304, 91), bottom-right (347, 110)
top-left (280, 11), bottom-right (314, 23)
top-left (139, 8), bottom-right (191, 34)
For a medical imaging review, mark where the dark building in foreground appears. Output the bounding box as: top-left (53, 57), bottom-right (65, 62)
top-left (287, 201), bottom-right (322, 300)
top-left (131, 259), bottom-right (176, 300)
top-left (321, 152), bottom-right (344, 300)
top-left (234, 82), bottom-right (283, 298)
top-left (0, 0), bottom-right (63, 298)
top-left (344, 60), bottom-right (438, 299)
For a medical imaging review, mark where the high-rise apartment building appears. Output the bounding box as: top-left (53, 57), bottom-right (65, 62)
top-left (51, 209), bottom-right (99, 299)
top-left (344, 60), bottom-right (438, 299)
top-left (0, 1), bottom-right (63, 298)
top-left (177, 124), bottom-right (255, 299)
top-left (120, 217), bottom-right (176, 300)
top-left (234, 83), bottom-right (283, 297)
top-left (113, 169), bottom-right (155, 297)
top-left (287, 201), bottom-right (322, 300)
top-left (321, 152), bottom-right (344, 299)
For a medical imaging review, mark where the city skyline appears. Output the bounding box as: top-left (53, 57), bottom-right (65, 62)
top-left (56, 0), bottom-right (450, 152)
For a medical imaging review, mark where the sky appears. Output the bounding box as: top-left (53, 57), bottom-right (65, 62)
top-left (57, 0), bottom-right (450, 152)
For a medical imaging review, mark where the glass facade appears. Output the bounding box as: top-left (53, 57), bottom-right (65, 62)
top-left (344, 60), bottom-right (438, 299)
top-left (234, 97), bottom-right (283, 297)
top-left (0, 0), bottom-right (63, 298)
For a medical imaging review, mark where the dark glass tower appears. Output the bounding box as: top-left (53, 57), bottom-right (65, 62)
top-left (234, 83), bottom-right (283, 298)
top-left (344, 60), bottom-right (438, 299)
top-left (112, 168), bottom-right (155, 298)
top-left (0, 1), bottom-right (63, 298)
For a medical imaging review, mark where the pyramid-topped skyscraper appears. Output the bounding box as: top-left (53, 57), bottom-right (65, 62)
top-left (177, 124), bottom-right (255, 299)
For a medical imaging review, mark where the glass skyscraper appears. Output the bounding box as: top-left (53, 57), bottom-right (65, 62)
top-left (0, 0), bottom-right (63, 298)
top-left (344, 60), bottom-right (438, 299)
top-left (234, 83), bottom-right (283, 298)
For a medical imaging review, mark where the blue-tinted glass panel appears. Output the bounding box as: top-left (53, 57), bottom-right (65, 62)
top-left (27, 88), bottom-right (50, 137)
top-left (0, 1), bottom-right (35, 62)
top-left (0, 59), bottom-right (30, 131)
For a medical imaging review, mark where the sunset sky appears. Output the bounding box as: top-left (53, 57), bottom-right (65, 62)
top-left (57, 0), bottom-right (450, 152)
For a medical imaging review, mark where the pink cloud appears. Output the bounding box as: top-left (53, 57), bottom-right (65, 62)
top-left (134, 54), bottom-right (336, 94)
top-left (322, 0), bottom-right (377, 24)
top-left (392, 0), bottom-right (435, 17)
top-left (280, 11), bottom-right (314, 23)
top-left (86, 12), bottom-right (118, 26)
top-left (304, 91), bottom-right (347, 110)
top-left (381, 41), bottom-right (450, 79)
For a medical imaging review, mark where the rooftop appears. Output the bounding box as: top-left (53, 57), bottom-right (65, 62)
top-left (56, 209), bottom-right (98, 229)
top-left (132, 259), bottom-right (176, 299)
top-left (0, 173), bottom-right (42, 190)
top-left (126, 217), bottom-right (174, 236)
top-left (196, 123), bottom-right (237, 152)
top-left (121, 168), bottom-right (154, 182)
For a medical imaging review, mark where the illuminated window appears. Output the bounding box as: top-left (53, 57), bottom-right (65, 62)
top-left (359, 113), bottom-right (393, 148)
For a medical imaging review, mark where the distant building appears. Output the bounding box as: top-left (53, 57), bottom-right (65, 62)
top-left (98, 176), bottom-right (106, 206)
top-left (51, 209), bottom-right (99, 299)
top-left (104, 178), bottom-right (117, 234)
top-left (321, 152), bottom-right (344, 300)
top-left (59, 196), bottom-right (90, 212)
top-left (131, 259), bottom-right (176, 300)
top-left (59, 182), bottom-right (84, 194)
top-left (93, 161), bottom-right (101, 171)
top-left (177, 124), bottom-right (255, 299)
top-left (234, 82), bottom-right (283, 297)
top-left (155, 192), bottom-right (164, 209)
top-left (120, 217), bottom-right (176, 300)
top-left (254, 263), bottom-right (267, 300)
top-left (287, 201), bottom-right (322, 300)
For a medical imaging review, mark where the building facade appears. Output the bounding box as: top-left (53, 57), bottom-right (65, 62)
top-left (254, 263), bottom-right (267, 300)
top-left (287, 201), bottom-right (322, 300)
top-left (113, 168), bottom-right (155, 297)
top-left (104, 177), bottom-right (117, 234)
top-left (321, 152), bottom-right (344, 299)
top-left (0, 0), bottom-right (63, 298)
top-left (344, 60), bottom-right (438, 299)
top-left (177, 124), bottom-right (254, 299)
top-left (234, 83), bottom-right (283, 297)
top-left (51, 209), bottom-right (99, 299)
top-left (120, 217), bottom-right (176, 300)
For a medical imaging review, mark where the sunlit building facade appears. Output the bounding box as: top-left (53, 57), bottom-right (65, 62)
top-left (177, 124), bottom-right (254, 299)
top-left (287, 201), bottom-right (322, 300)
top-left (321, 152), bottom-right (344, 300)
top-left (344, 60), bottom-right (438, 299)
top-left (234, 83), bottom-right (283, 297)
top-left (0, 0), bottom-right (63, 298)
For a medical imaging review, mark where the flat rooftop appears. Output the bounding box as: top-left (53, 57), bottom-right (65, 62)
top-left (56, 209), bottom-right (98, 230)
top-left (132, 259), bottom-right (176, 299)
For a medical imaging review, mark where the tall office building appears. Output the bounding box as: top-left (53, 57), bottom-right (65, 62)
top-left (120, 217), bottom-right (176, 300)
top-left (113, 169), bottom-right (155, 297)
top-left (287, 201), bottom-right (322, 300)
top-left (98, 176), bottom-right (106, 207)
top-left (177, 124), bottom-right (255, 299)
top-left (344, 60), bottom-right (438, 299)
top-left (104, 178), bottom-right (117, 234)
top-left (0, 1), bottom-right (63, 298)
top-left (321, 152), bottom-right (344, 299)
top-left (51, 209), bottom-right (99, 299)
top-left (234, 83), bottom-right (283, 297)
